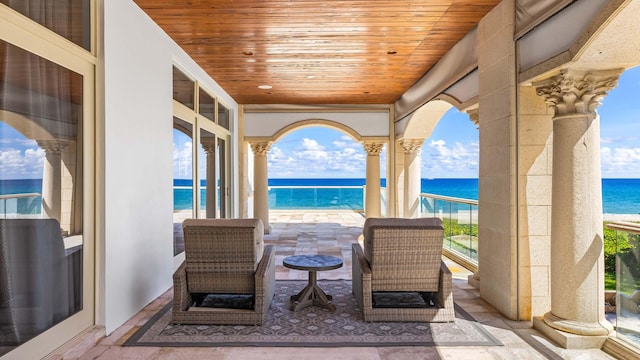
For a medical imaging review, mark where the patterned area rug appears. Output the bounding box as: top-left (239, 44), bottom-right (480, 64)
top-left (124, 280), bottom-right (502, 347)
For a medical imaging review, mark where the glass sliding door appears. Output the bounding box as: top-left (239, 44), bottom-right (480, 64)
top-left (0, 39), bottom-right (84, 357)
top-left (197, 126), bottom-right (229, 219)
top-left (0, 12), bottom-right (95, 358)
top-left (172, 68), bottom-right (232, 256)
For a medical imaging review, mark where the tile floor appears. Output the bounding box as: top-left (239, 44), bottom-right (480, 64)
top-left (51, 211), bottom-right (617, 359)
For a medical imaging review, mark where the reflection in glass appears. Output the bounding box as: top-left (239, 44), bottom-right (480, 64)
top-left (172, 117), bottom-right (193, 255)
top-left (198, 88), bottom-right (215, 122)
top-left (172, 67), bottom-right (194, 110)
top-left (0, 40), bottom-right (83, 355)
top-left (199, 129), bottom-right (216, 218)
top-left (217, 137), bottom-right (227, 217)
top-left (1, 0), bottom-right (91, 51)
top-left (218, 103), bottom-right (230, 130)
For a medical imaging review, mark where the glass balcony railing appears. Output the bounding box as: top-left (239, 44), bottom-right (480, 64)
top-left (0, 192), bottom-right (42, 218)
top-left (420, 193), bottom-right (478, 267)
top-left (268, 186), bottom-right (365, 211)
top-left (605, 221), bottom-right (640, 351)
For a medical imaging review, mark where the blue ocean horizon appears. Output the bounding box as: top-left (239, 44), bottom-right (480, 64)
top-left (1, 178), bottom-right (638, 214)
top-left (268, 178), bottom-right (639, 214)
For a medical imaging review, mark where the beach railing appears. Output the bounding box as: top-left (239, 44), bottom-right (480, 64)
top-left (0, 192), bottom-right (42, 218)
top-left (604, 221), bottom-right (640, 352)
top-left (268, 185), bottom-right (365, 211)
top-left (420, 193), bottom-right (478, 271)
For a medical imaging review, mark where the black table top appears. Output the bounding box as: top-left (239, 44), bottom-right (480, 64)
top-left (283, 254), bottom-right (343, 271)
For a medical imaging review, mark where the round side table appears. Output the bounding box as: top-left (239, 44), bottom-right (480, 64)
top-left (282, 254), bottom-right (343, 312)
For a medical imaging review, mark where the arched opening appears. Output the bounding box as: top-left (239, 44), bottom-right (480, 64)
top-left (0, 120), bottom-right (45, 216)
top-left (595, 65), bottom-right (640, 338)
top-left (267, 125), bottom-right (386, 212)
top-left (420, 106), bottom-right (479, 199)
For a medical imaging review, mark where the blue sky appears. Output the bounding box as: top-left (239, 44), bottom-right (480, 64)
top-left (1, 68), bottom-right (639, 180)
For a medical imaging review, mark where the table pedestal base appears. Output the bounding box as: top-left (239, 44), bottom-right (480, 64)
top-left (289, 271), bottom-right (335, 312)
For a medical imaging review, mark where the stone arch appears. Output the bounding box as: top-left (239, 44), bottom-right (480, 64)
top-left (401, 99), bottom-right (454, 140)
top-left (270, 119), bottom-right (363, 143)
top-left (0, 110), bottom-right (56, 140)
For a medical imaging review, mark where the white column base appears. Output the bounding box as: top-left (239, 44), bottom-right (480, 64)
top-left (533, 316), bottom-right (609, 349)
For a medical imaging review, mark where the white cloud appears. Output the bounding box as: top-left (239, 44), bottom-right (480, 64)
top-left (422, 139), bottom-right (479, 178)
top-left (293, 138), bottom-right (330, 161)
top-left (601, 146), bottom-right (640, 177)
top-left (0, 147), bottom-right (44, 179)
top-left (268, 134), bottom-right (382, 178)
top-left (301, 138), bottom-right (325, 151)
top-left (332, 135), bottom-right (359, 149)
top-left (173, 141), bottom-right (193, 179)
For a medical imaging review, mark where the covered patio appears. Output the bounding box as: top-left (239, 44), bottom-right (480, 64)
top-left (2, 0), bottom-right (640, 358)
top-left (51, 212), bottom-right (614, 359)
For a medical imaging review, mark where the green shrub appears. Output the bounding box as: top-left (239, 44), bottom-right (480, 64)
top-left (603, 226), bottom-right (630, 273)
top-left (603, 224), bottom-right (640, 284)
top-left (442, 218), bottom-right (478, 237)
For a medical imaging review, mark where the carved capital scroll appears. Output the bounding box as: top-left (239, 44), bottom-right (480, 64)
top-left (362, 142), bottom-right (384, 155)
top-left (37, 139), bottom-right (69, 154)
top-left (250, 142), bottom-right (272, 156)
top-left (399, 139), bottom-right (423, 156)
top-left (534, 69), bottom-right (621, 118)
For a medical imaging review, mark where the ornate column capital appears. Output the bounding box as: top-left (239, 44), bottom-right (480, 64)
top-left (250, 142), bottom-right (272, 155)
top-left (37, 139), bottom-right (69, 154)
top-left (533, 69), bottom-right (622, 118)
top-left (201, 139), bottom-right (216, 154)
top-left (399, 139), bottom-right (423, 156)
top-left (466, 108), bottom-right (479, 129)
top-left (362, 141), bottom-right (384, 155)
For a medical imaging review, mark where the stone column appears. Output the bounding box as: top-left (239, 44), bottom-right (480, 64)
top-left (400, 139), bottom-right (423, 218)
top-left (363, 142), bottom-right (384, 218)
top-left (534, 69), bottom-right (621, 343)
top-left (250, 142), bottom-right (271, 233)
top-left (37, 140), bottom-right (68, 222)
top-left (202, 141), bottom-right (217, 218)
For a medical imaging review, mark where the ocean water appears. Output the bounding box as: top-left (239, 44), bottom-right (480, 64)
top-left (1, 178), bottom-right (638, 214)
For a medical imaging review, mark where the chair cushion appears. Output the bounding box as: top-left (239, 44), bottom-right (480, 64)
top-left (372, 291), bottom-right (435, 308)
top-left (363, 217), bottom-right (444, 292)
top-left (183, 218), bottom-right (264, 268)
top-left (198, 294), bottom-right (255, 310)
top-left (363, 217), bottom-right (443, 265)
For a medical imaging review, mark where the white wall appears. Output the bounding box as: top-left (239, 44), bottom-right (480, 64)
top-left (101, 0), bottom-right (238, 334)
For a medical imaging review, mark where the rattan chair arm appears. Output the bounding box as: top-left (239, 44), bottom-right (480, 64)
top-left (172, 262), bottom-right (192, 311)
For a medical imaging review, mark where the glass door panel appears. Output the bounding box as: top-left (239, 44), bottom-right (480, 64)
top-left (172, 117), bottom-right (193, 255)
top-left (0, 0), bottom-right (91, 51)
top-left (198, 128), bottom-right (216, 218)
top-left (198, 88), bottom-right (215, 122)
top-left (217, 136), bottom-right (228, 218)
top-left (0, 39), bottom-right (84, 356)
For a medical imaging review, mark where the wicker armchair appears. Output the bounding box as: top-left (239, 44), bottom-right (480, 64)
top-left (351, 217), bottom-right (454, 322)
top-left (172, 218), bottom-right (275, 325)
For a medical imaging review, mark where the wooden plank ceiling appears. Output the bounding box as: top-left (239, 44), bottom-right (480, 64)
top-left (134, 0), bottom-right (500, 105)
